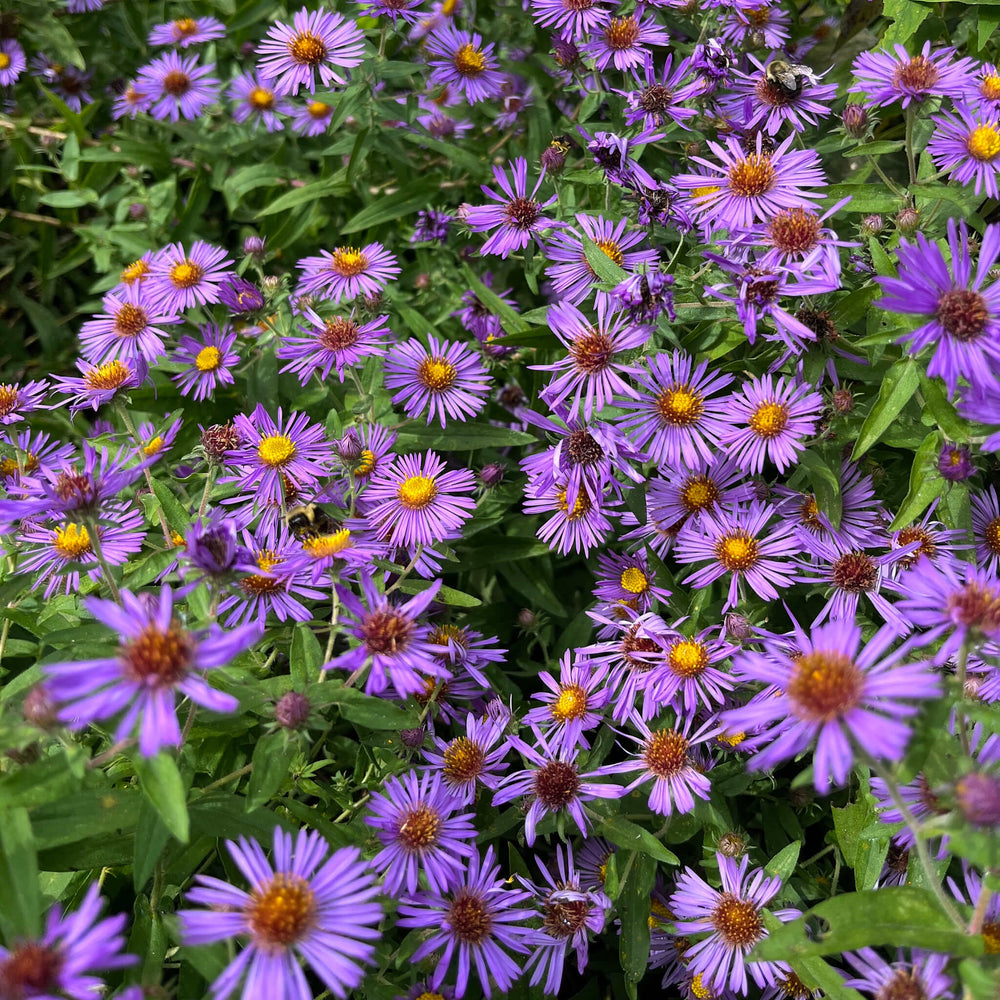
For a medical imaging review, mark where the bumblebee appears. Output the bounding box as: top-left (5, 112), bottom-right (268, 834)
top-left (285, 503), bottom-right (338, 541)
top-left (764, 59), bottom-right (819, 99)
top-left (549, 133), bottom-right (577, 156)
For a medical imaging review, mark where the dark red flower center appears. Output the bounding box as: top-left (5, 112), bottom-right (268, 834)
top-left (503, 196), bottom-right (540, 230)
top-left (362, 609), bottom-right (414, 655)
top-left (831, 552), bottom-right (878, 593)
top-left (448, 889), bottom-right (492, 943)
top-left (936, 288), bottom-right (989, 342)
top-left (768, 208), bottom-right (821, 254)
top-left (533, 759), bottom-right (581, 809)
top-left (0, 942), bottom-right (64, 998)
top-left (542, 897), bottom-right (590, 938)
top-left (121, 620), bottom-right (195, 687)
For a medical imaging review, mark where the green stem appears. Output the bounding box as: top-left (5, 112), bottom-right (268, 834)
top-left (197, 466), bottom-right (216, 520)
top-left (955, 640), bottom-right (972, 756)
top-left (85, 515), bottom-right (123, 604)
top-left (319, 576), bottom-right (341, 681)
top-left (385, 544), bottom-right (423, 595)
top-left (117, 406), bottom-right (172, 546)
top-left (194, 762), bottom-right (253, 796)
top-left (904, 105), bottom-right (918, 189)
top-left (865, 155), bottom-right (906, 198)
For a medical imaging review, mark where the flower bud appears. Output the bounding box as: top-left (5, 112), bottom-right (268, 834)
top-left (540, 145), bottom-right (566, 174)
top-left (517, 608), bottom-right (537, 628)
top-left (723, 612), bottom-right (753, 641)
top-left (336, 428), bottom-right (363, 462)
top-left (479, 462), bottom-right (506, 488)
top-left (23, 686), bottom-right (59, 730)
top-left (243, 235), bottom-right (266, 260)
top-left (832, 388), bottom-right (855, 415)
top-left (860, 214), bottom-right (884, 237)
top-left (842, 103), bottom-right (870, 139)
top-left (128, 202), bottom-right (147, 220)
top-left (937, 444), bottom-right (975, 482)
top-left (400, 727), bottom-right (427, 750)
top-left (896, 207), bottom-right (920, 236)
top-left (274, 691), bottom-right (311, 730)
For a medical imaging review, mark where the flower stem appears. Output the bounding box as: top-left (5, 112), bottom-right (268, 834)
top-left (86, 516), bottom-right (123, 604)
top-left (954, 640), bottom-right (972, 756)
top-left (904, 105), bottom-right (918, 188)
top-left (117, 406), bottom-right (173, 547)
top-left (969, 881), bottom-right (992, 936)
top-left (195, 762), bottom-right (253, 796)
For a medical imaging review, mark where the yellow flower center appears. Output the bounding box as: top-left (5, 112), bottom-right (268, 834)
top-left (648, 898), bottom-right (673, 930)
top-left (748, 401), bottom-right (789, 438)
top-left (53, 523), bottom-right (92, 559)
top-left (120, 259), bottom-right (150, 284)
top-left (691, 185), bottom-right (721, 202)
top-left (113, 303), bottom-right (148, 337)
top-left (0, 54), bottom-right (10, 71)
top-left (668, 639), bottom-right (709, 678)
top-left (398, 474), bottom-right (437, 509)
top-left (984, 516), bottom-right (1000, 555)
top-left (620, 566), bottom-right (648, 594)
top-left (169, 260), bottom-right (204, 289)
top-left (249, 86), bottom-right (276, 110)
top-left (453, 43), bottom-right (487, 76)
top-left (331, 247), bottom-right (369, 277)
top-left (288, 31), bottom-right (328, 67)
top-left (982, 74), bottom-right (1000, 101)
top-left (247, 874), bottom-right (317, 946)
top-left (308, 101), bottom-right (331, 118)
top-left (418, 357), bottom-right (458, 391)
top-left (143, 436), bottom-right (165, 457)
top-left (353, 448), bottom-right (376, 478)
top-left (787, 650), bottom-right (864, 722)
top-left (691, 973), bottom-right (713, 1000)
top-left (728, 154), bottom-right (776, 197)
top-left (195, 346), bottom-right (222, 372)
top-left (967, 124), bottom-right (1000, 162)
top-left (657, 384), bottom-right (704, 426)
top-left (257, 434), bottom-right (296, 468)
top-left (681, 475), bottom-right (720, 513)
top-left (84, 360), bottom-right (131, 391)
top-left (304, 529), bottom-right (353, 558)
top-left (714, 531), bottom-right (759, 571)
top-left (556, 487), bottom-right (590, 520)
top-left (550, 684), bottom-right (587, 722)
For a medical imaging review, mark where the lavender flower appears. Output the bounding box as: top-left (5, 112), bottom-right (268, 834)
top-left (0, 379), bottom-right (49, 425)
top-left (148, 16), bottom-right (226, 47)
top-left (170, 323), bottom-right (240, 401)
top-left (850, 41), bottom-right (976, 108)
top-left (530, 0), bottom-right (612, 38)
top-left (843, 949), bottom-right (955, 1000)
top-left (0, 39), bottom-right (27, 86)
top-left (424, 25), bottom-right (504, 104)
top-left (147, 240), bottom-right (233, 313)
top-left (228, 72), bottom-right (292, 131)
top-left (134, 51), bottom-right (219, 120)
top-left (296, 242), bottom-right (400, 302)
top-left (584, 12), bottom-right (670, 73)
top-left (49, 357), bottom-right (149, 414)
top-left (423, 713), bottom-right (510, 803)
top-left (277, 307), bottom-right (391, 384)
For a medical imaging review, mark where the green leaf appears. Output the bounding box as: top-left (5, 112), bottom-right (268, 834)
top-left (341, 183), bottom-right (431, 234)
top-left (134, 752), bottom-right (190, 844)
top-left (843, 141), bottom-right (906, 157)
top-left (832, 796), bottom-right (877, 868)
top-left (0, 808), bottom-right (41, 938)
top-left (326, 686), bottom-right (420, 729)
top-left (764, 840), bottom-right (801, 882)
top-left (148, 478), bottom-right (192, 537)
top-left (796, 449), bottom-right (842, 531)
top-left (867, 237), bottom-right (896, 278)
top-left (919, 376), bottom-right (969, 442)
top-left (581, 234), bottom-right (629, 286)
top-left (31, 789), bottom-right (140, 849)
top-left (882, 0), bottom-right (931, 46)
top-left (290, 624), bottom-right (323, 688)
top-left (133, 800), bottom-right (172, 893)
top-left (395, 579), bottom-right (482, 607)
top-left (890, 430), bottom-right (942, 530)
top-left (618, 852), bottom-right (657, 981)
top-left (754, 887), bottom-right (982, 960)
top-left (37, 189), bottom-right (97, 208)
top-left (255, 175), bottom-right (351, 218)
top-left (246, 733), bottom-right (296, 811)
top-left (394, 424), bottom-right (536, 452)
top-left (461, 537), bottom-right (553, 567)
top-left (851, 360), bottom-right (921, 461)
top-left (460, 266), bottom-right (530, 336)
top-left (598, 814), bottom-right (680, 865)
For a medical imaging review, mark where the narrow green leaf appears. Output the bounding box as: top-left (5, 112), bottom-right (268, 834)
top-left (290, 624), bottom-right (323, 688)
top-left (148, 478), bottom-right (192, 537)
top-left (890, 430), bottom-right (942, 530)
top-left (796, 450), bottom-right (843, 531)
top-left (599, 814), bottom-right (680, 865)
top-left (134, 752), bottom-right (190, 844)
top-left (618, 852), bottom-right (657, 981)
top-left (581, 234), bottom-right (629, 286)
top-left (247, 734), bottom-right (296, 811)
top-left (37, 189), bottom-right (97, 208)
top-left (395, 579), bottom-right (481, 607)
top-left (341, 183), bottom-right (430, 234)
top-left (919, 376), bottom-right (969, 442)
top-left (327, 686), bottom-right (420, 729)
top-left (461, 266), bottom-right (530, 336)
top-left (255, 175), bottom-right (351, 218)
top-left (133, 800), bottom-right (172, 893)
top-left (394, 424), bottom-right (536, 452)
top-left (0, 807), bottom-right (41, 938)
top-left (851, 360), bottom-right (921, 460)
top-left (765, 840), bottom-right (801, 882)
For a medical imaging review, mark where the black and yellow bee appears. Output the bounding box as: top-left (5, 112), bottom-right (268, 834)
top-left (764, 59), bottom-right (819, 99)
top-left (285, 503), bottom-right (338, 541)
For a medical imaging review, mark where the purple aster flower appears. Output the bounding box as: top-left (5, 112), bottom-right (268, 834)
top-left (0, 379), bottom-right (48, 425)
top-left (0, 39), bottom-right (27, 86)
top-left (422, 712), bottom-right (510, 803)
top-left (927, 102), bottom-right (1000, 198)
top-left (424, 25), bottom-right (504, 104)
top-left (228, 72), bottom-right (291, 131)
top-left (411, 209), bottom-right (452, 243)
top-left (972, 486), bottom-right (1000, 572)
top-left (179, 828), bottom-right (382, 1000)
top-left (876, 218), bottom-right (1000, 395)
top-left (592, 549), bottom-right (671, 616)
top-left (17, 502), bottom-right (145, 598)
top-left (43, 585), bottom-right (260, 756)
top-left (277, 307), bottom-right (390, 384)
top-left (494, 74), bottom-right (534, 130)
top-left (544, 213), bottom-right (659, 308)
top-left (583, 127), bottom-right (662, 191)
top-left (615, 351), bottom-right (734, 470)
top-left (669, 853), bottom-right (797, 996)
top-left (219, 277), bottom-right (266, 316)
top-left (396, 845), bottom-right (540, 999)
top-left (493, 727), bottom-right (622, 845)
top-left (296, 242), bottom-right (400, 302)
top-left (340, 422), bottom-right (397, 494)
top-left (969, 62), bottom-right (1000, 105)
top-left (691, 37), bottom-right (733, 90)
top-left (224, 405), bottom-right (334, 509)
top-left (722, 374), bottom-right (823, 474)
top-left (146, 240), bottom-right (233, 313)
top-left (674, 502), bottom-right (799, 611)
top-left (532, 299), bottom-right (650, 420)
top-left (148, 16), bottom-right (225, 47)
top-left (523, 652), bottom-right (611, 753)
top-left (843, 949), bottom-right (954, 1000)
top-left (720, 3), bottom-right (790, 50)
top-left (256, 7), bottom-right (365, 95)
top-left (367, 770), bottom-right (477, 896)
top-left (426, 622), bottom-right (507, 689)
top-left (78, 283), bottom-right (181, 365)
top-left (938, 442), bottom-right (975, 481)
top-left (523, 478), bottom-right (614, 556)
top-left (290, 97), bottom-right (335, 135)
top-left (724, 618), bottom-right (940, 793)
top-left (49, 356), bottom-right (149, 415)
top-left (870, 770), bottom-right (952, 858)
top-left (619, 53), bottom-right (701, 130)
top-left (888, 503), bottom-right (967, 578)
top-left (673, 134), bottom-right (827, 233)
top-left (176, 510), bottom-right (257, 590)
top-left (584, 11), bottom-right (670, 73)
top-left (612, 268), bottom-right (676, 323)
top-left (364, 450), bottom-right (476, 548)
top-left (0, 881), bottom-right (135, 998)
top-left (325, 574), bottom-right (448, 698)
top-left (891, 557), bottom-right (1000, 661)
top-left (958, 376), bottom-right (1000, 452)
top-left (466, 157), bottom-right (560, 258)
top-left (169, 323), bottom-right (240, 402)
top-left (530, 0), bottom-right (612, 38)
top-left (358, 0), bottom-right (424, 24)
top-left (134, 51), bottom-right (219, 120)
top-left (851, 41), bottom-right (976, 108)
top-left (32, 54), bottom-right (93, 110)
top-left (383, 335), bottom-right (490, 426)
top-left (415, 104), bottom-right (473, 141)
top-left (653, 626), bottom-right (737, 715)
top-left (112, 80), bottom-right (152, 119)
top-left (604, 715), bottom-right (717, 816)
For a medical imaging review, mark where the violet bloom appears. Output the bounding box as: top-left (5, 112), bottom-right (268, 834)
top-left (396, 846), bottom-right (540, 999)
top-left (256, 7), bottom-right (365, 95)
top-left (49, 357), bottom-right (149, 415)
top-left (613, 269), bottom-right (676, 323)
top-left (530, 0), bottom-right (612, 38)
top-left (228, 72), bottom-right (291, 131)
top-left (290, 97), bottom-right (334, 135)
top-left (620, 53), bottom-right (701, 130)
top-left (383, 335), bottom-right (491, 426)
top-left (522, 652), bottom-right (611, 753)
top-left (0, 882), bottom-right (135, 998)
top-left (720, 3), bottom-right (790, 50)
top-left (722, 374), bottom-right (823, 474)
top-left (170, 323), bottom-right (240, 401)
top-left (724, 619), bottom-right (940, 793)
top-left (653, 626), bottom-right (736, 715)
top-left (532, 299), bottom-right (650, 421)
top-left (972, 486), bottom-right (1000, 573)
top-left (367, 770), bottom-right (477, 896)
top-left (78, 283), bottom-right (180, 365)
top-left (959, 376), bottom-right (1000, 452)
top-left (424, 25), bottom-right (504, 104)
top-left (937, 443), bottom-right (975, 482)
top-left (32, 55), bottom-right (93, 110)
top-left (277, 307), bottom-right (390, 384)
top-left (592, 549), bottom-right (671, 615)
top-left (674, 502), bottom-right (799, 611)
top-left (147, 240), bottom-right (233, 313)
top-left (523, 478), bottom-right (614, 556)
top-left (0, 378), bottom-right (48, 424)
top-left (178, 829), bottom-right (382, 1000)
top-left (422, 712), bottom-right (510, 804)
top-left (224, 404), bottom-right (334, 509)
top-left (426, 622), bottom-right (508, 690)
top-left (358, 0), bottom-right (424, 24)
top-left (0, 39), bottom-right (27, 86)
top-left (615, 351), bottom-right (734, 470)
top-left (927, 102), bottom-right (1000, 198)
top-left (843, 949), bottom-right (955, 1000)
top-left (673, 134), bottom-right (827, 233)
top-left (364, 450), bottom-right (476, 548)
top-left (219, 277), bottom-right (266, 315)
top-left (877, 218), bottom-right (1000, 395)
top-left (493, 727), bottom-right (622, 845)
top-left (148, 16), bottom-right (226, 47)
top-left (466, 157), bottom-right (560, 258)
top-left (411, 209), bottom-right (452, 243)
top-left (43, 586), bottom-right (260, 756)
top-left (584, 11), bottom-right (670, 74)
top-left (670, 853), bottom-right (797, 996)
top-left (296, 242), bottom-right (400, 302)
top-left (851, 41), bottom-right (976, 108)
top-left (325, 574), bottom-right (448, 698)
top-left (134, 51), bottom-right (219, 120)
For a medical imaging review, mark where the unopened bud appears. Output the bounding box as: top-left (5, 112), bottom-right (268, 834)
top-left (274, 691), bottom-right (311, 729)
top-left (128, 202), bottom-right (147, 220)
top-left (860, 214), bottom-right (883, 237)
top-left (842, 103), bottom-right (870, 139)
top-left (832, 388), bottom-right (855, 414)
top-left (23, 686), bottom-right (59, 730)
top-left (517, 608), bottom-right (537, 629)
top-left (336, 428), bottom-right (363, 462)
top-left (479, 462), bottom-right (505, 488)
top-left (723, 612), bottom-right (753, 641)
top-left (400, 727), bottom-right (426, 750)
top-left (415, 273), bottom-right (431, 290)
top-left (243, 235), bottom-right (267, 260)
top-left (896, 207), bottom-right (920, 236)
top-left (684, 141), bottom-right (702, 158)
top-left (201, 422), bottom-right (241, 465)
top-left (540, 146), bottom-right (565, 174)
